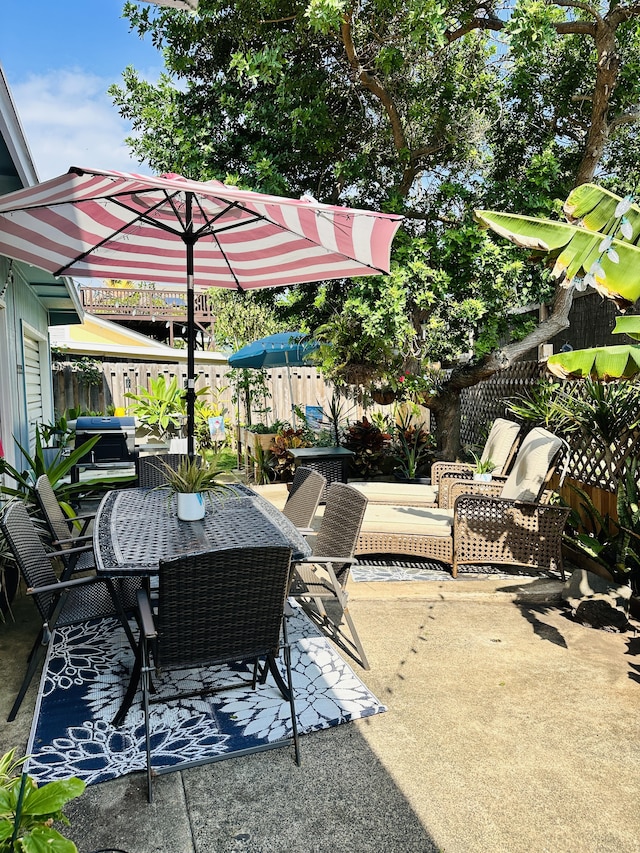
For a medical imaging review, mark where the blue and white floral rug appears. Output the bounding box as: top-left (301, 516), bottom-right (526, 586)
top-left (25, 602), bottom-right (385, 786)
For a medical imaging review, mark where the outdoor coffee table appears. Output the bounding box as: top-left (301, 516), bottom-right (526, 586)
top-left (93, 482), bottom-right (312, 576)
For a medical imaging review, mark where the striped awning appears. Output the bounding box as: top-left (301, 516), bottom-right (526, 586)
top-left (0, 167), bottom-right (403, 290)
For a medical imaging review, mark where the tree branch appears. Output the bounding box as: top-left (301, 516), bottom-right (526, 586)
top-left (446, 14), bottom-right (505, 42)
top-left (420, 280), bottom-right (576, 405)
top-left (553, 0), bottom-right (602, 24)
top-left (340, 13), bottom-right (407, 154)
top-left (610, 111), bottom-right (640, 130)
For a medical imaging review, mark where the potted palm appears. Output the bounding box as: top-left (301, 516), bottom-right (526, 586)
top-left (152, 456), bottom-right (230, 521)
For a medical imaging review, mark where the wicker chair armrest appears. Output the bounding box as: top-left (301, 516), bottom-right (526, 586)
top-left (26, 574), bottom-right (103, 596)
top-left (431, 461), bottom-right (471, 487)
top-left (446, 479), bottom-right (504, 507)
top-left (52, 534), bottom-right (93, 547)
top-left (47, 543), bottom-right (94, 559)
top-left (453, 493), bottom-right (570, 525)
top-left (70, 511), bottom-right (96, 521)
top-left (136, 589), bottom-right (157, 640)
top-left (295, 556), bottom-right (358, 566)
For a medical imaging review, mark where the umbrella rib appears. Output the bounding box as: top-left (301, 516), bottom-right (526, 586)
top-left (52, 192), bottom-right (186, 276)
top-left (189, 195), bottom-right (252, 290)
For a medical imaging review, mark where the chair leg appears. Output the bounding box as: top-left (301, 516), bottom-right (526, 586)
top-left (341, 606), bottom-right (370, 670)
top-left (112, 641), bottom-right (143, 727)
top-left (141, 639), bottom-right (154, 803)
top-left (7, 629), bottom-right (47, 722)
top-left (265, 653), bottom-right (291, 701)
top-left (105, 578), bottom-right (137, 652)
top-left (282, 619), bottom-right (300, 766)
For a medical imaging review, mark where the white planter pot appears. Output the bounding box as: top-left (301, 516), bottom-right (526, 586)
top-left (177, 492), bottom-right (206, 521)
top-left (473, 472), bottom-right (493, 482)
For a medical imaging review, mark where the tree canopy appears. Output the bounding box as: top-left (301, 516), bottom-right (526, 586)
top-left (112, 0), bottom-right (640, 456)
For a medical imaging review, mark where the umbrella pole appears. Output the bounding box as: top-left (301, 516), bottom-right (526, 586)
top-left (286, 351), bottom-right (296, 427)
top-left (185, 193), bottom-right (197, 459)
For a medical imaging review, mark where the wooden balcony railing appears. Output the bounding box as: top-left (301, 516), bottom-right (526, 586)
top-left (79, 287), bottom-right (215, 322)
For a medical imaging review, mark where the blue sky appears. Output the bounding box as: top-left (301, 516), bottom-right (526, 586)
top-left (2, 0), bottom-right (167, 179)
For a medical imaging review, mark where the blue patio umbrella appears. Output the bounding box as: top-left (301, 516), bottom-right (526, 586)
top-left (228, 332), bottom-right (319, 370)
top-left (228, 332), bottom-right (320, 427)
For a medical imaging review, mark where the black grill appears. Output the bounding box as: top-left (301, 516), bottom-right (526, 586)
top-left (73, 416), bottom-right (137, 465)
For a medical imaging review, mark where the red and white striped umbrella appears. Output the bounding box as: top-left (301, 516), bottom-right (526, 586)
top-left (0, 166), bottom-right (402, 452)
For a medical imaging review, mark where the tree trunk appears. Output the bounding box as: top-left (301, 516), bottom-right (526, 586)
top-left (429, 390), bottom-right (462, 460)
top-left (574, 20), bottom-right (619, 187)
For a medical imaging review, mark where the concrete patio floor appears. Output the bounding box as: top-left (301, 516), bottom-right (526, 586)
top-left (0, 485), bottom-right (639, 852)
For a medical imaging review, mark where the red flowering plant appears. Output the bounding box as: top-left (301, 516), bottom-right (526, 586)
top-left (343, 417), bottom-right (393, 478)
top-left (269, 428), bottom-right (314, 481)
top-left (390, 369), bottom-right (442, 402)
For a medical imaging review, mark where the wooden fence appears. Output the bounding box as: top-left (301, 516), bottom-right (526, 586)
top-left (52, 361), bottom-right (372, 428)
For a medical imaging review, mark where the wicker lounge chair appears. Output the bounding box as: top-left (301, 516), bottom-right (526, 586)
top-left (356, 427), bottom-right (570, 579)
top-left (291, 482), bottom-right (369, 669)
top-left (112, 545), bottom-right (300, 802)
top-left (136, 453), bottom-right (199, 488)
top-left (282, 466), bottom-right (326, 531)
top-left (0, 500), bottom-right (139, 722)
top-left (34, 474), bottom-right (96, 579)
top-left (350, 418), bottom-right (522, 508)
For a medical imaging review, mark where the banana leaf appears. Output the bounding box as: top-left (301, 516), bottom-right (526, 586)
top-left (612, 315), bottom-right (640, 341)
top-left (474, 184), bottom-right (640, 309)
top-left (547, 345), bottom-right (640, 380)
top-left (563, 184), bottom-right (640, 240)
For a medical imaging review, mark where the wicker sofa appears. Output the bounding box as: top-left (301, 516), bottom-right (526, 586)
top-left (356, 427), bottom-right (570, 578)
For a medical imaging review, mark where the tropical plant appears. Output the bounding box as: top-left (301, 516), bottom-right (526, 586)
top-left (564, 464), bottom-right (640, 595)
top-left (124, 375), bottom-right (188, 436)
top-left (246, 420), bottom-right (288, 435)
top-left (268, 428), bottom-right (313, 481)
top-left (476, 185), bottom-right (640, 311)
top-left (391, 423), bottom-right (433, 481)
top-left (343, 417), bottom-right (392, 479)
top-left (471, 454), bottom-right (496, 476)
top-left (505, 378), bottom-right (575, 434)
top-left (0, 432), bottom-right (102, 511)
top-left (251, 442), bottom-right (276, 486)
top-left (0, 748), bottom-right (85, 853)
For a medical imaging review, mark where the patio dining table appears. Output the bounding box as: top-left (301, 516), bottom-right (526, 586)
top-left (93, 482), bottom-right (312, 576)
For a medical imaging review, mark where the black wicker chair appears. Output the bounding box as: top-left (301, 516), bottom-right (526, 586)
top-left (34, 474), bottom-right (96, 578)
top-left (282, 466), bottom-right (326, 531)
top-left (291, 482), bottom-right (369, 669)
top-left (113, 545), bottom-right (300, 802)
top-left (136, 454), bottom-right (197, 489)
top-left (0, 500), bottom-right (139, 722)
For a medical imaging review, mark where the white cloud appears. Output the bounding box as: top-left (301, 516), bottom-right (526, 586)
top-left (11, 69), bottom-right (153, 180)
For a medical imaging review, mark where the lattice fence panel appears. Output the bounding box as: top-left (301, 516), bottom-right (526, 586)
top-left (461, 361), bottom-right (543, 447)
top-left (460, 361), bottom-right (640, 494)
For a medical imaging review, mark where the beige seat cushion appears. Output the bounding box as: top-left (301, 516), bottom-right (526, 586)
top-left (500, 427), bottom-right (564, 502)
top-left (361, 504), bottom-right (453, 538)
top-left (350, 481), bottom-right (438, 505)
top-left (481, 418), bottom-right (521, 472)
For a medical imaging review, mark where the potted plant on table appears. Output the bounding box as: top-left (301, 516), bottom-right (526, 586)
top-left (152, 456), bottom-right (231, 521)
top-left (471, 454), bottom-right (496, 482)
